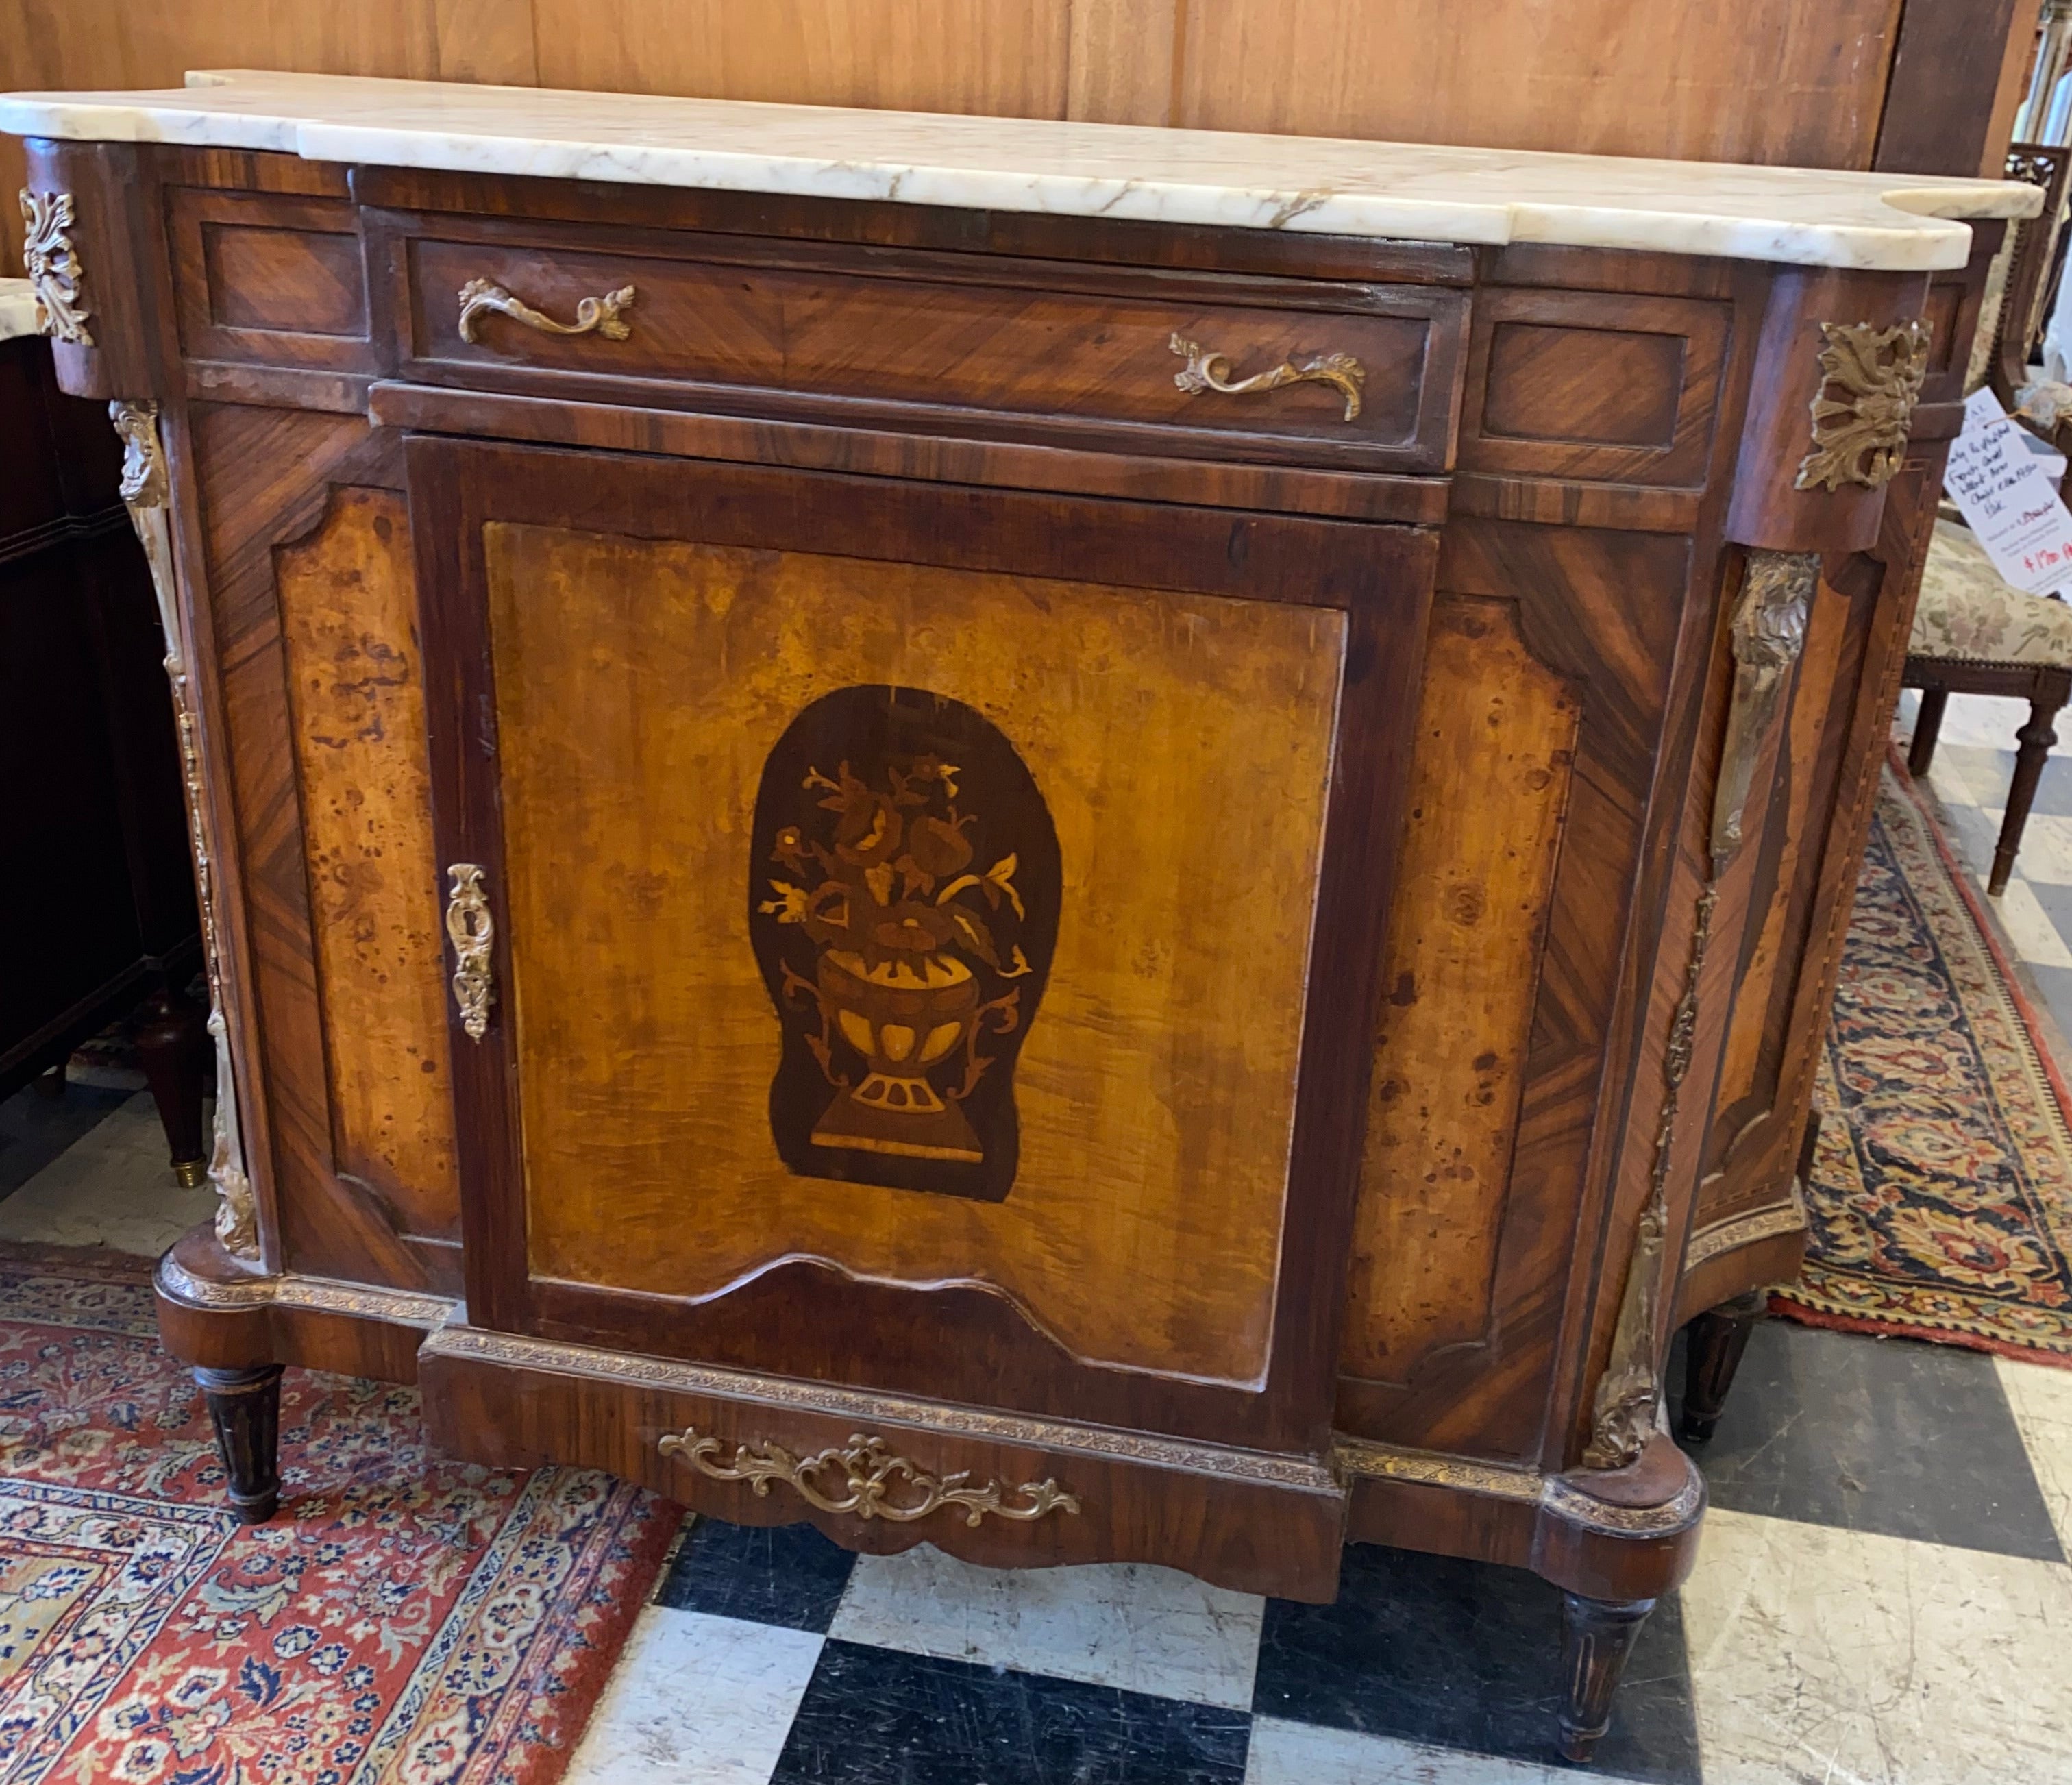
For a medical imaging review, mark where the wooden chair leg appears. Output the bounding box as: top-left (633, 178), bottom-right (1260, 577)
top-left (1909, 685), bottom-right (1949, 778)
top-left (1990, 694), bottom-right (2062, 896)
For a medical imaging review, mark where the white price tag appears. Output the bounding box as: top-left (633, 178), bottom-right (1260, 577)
top-left (1943, 387), bottom-right (2072, 596)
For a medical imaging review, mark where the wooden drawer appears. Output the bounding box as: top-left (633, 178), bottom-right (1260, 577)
top-left (169, 189), bottom-right (381, 376)
top-left (375, 214), bottom-right (1468, 473)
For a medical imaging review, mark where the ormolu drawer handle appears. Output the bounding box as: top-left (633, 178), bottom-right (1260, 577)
top-left (457, 276), bottom-right (636, 344)
top-left (658, 1427), bottom-right (1081, 1527)
top-left (444, 863), bottom-right (494, 1041)
top-left (1169, 330), bottom-right (1366, 421)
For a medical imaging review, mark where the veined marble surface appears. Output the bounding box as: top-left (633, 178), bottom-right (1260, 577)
top-left (0, 69), bottom-right (2040, 271)
top-left (0, 278), bottom-right (42, 343)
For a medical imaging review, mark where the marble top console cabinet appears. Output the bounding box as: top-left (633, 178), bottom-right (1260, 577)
top-left (3, 71), bottom-right (2037, 1760)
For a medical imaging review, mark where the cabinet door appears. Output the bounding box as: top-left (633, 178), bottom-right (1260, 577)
top-left (409, 438), bottom-right (1433, 1455)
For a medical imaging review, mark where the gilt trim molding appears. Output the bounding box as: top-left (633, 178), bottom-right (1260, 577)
top-left (1682, 1180), bottom-right (1810, 1270)
top-left (423, 1324), bottom-right (1340, 1492)
top-left (1332, 1436), bottom-right (1704, 1537)
top-left (154, 1252), bottom-right (456, 1328)
top-left (659, 1426), bottom-right (1081, 1526)
top-left (112, 401), bottom-right (259, 1261)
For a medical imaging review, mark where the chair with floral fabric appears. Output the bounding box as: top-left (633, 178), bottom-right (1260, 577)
top-left (1905, 515), bottom-right (2072, 894)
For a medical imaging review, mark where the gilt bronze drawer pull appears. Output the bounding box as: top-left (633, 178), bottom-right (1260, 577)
top-left (658, 1427), bottom-right (1081, 1527)
top-left (1169, 330), bottom-right (1366, 421)
top-left (456, 275), bottom-right (636, 344)
top-left (444, 863), bottom-right (494, 1041)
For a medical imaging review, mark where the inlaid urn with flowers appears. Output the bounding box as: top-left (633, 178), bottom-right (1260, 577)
top-left (749, 685), bottom-right (1059, 1202)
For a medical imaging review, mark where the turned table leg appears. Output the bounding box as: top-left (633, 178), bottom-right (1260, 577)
top-left (135, 981), bottom-right (211, 1187)
top-left (197, 1364), bottom-right (284, 1523)
top-left (1558, 1592), bottom-right (1656, 1764)
top-left (1678, 1285), bottom-right (1768, 1444)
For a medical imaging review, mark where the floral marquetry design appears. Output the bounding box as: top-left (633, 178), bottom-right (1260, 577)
top-left (750, 684), bottom-right (1061, 1203)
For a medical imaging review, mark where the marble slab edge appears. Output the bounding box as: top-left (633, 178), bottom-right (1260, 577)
top-left (0, 71), bottom-right (2043, 271)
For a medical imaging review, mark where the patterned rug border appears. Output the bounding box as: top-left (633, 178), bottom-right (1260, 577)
top-left (1771, 745), bottom-right (2072, 1369)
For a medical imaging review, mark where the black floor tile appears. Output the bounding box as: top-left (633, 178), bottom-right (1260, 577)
top-left (654, 1516), bottom-right (857, 1632)
top-left (1670, 1316), bottom-right (2063, 1562)
top-left (1251, 1544), bottom-right (1699, 1784)
top-left (774, 1640), bottom-right (1250, 1784)
top-left (0, 1081), bottom-right (131, 1199)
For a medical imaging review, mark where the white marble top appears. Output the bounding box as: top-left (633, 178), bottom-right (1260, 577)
top-left (0, 278), bottom-right (40, 343)
top-left (0, 69), bottom-right (2041, 272)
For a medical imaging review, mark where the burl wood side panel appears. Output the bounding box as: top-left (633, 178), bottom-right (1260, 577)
top-left (489, 526), bottom-right (1345, 1386)
top-left (194, 405), bottom-right (456, 1290)
top-left (1342, 596), bottom-right (1578, 1382)
top-left (273, 487), bottom-right (458, 1233)
top-left (1337, 518), bottom-right (1693, 1459)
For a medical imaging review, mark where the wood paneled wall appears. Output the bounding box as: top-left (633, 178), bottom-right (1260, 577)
top-left (3, 0), bottom-right (2032, 273)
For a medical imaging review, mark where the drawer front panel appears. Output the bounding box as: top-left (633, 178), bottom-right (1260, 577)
top-left (170, 190), bottom-right (380, 374)
top-left (392, 225), bottom-right (1466, 471)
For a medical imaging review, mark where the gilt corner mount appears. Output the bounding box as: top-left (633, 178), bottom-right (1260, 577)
top-left (19, 188), bottom-right (92, 347)
top-left (1794, 319), bottom-right (1931, 493)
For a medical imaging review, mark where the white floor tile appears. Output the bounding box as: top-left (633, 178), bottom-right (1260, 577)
top-left (1925, 693), bottom-right (2072, 756)
top-left (562, 1605), bottom-right (823, 1785)
top-left (1924, 748), bottom-right (2003, 815)
top-left (1997, 1357), bottom-right (2072, 1558)
top-left (828, 1544), bottom-right (1263, 1709)
top-left (1995, 811), bottom-right (2072, 887)
top-left (0, 1092), bottom-right (215, 1255)
top-left (1932, 798), bottom-right (2008, 883)
top-left (1243, 1717), bottom-right (1587, 1784)
top-left (1681, 1507), bottom-right (2072, 1785)
top-left (1976, 876), bottom-right (2072, 967)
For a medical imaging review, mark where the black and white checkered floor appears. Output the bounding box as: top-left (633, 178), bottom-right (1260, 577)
top-left (1, 698), bottom-right (2069, 1783)
top-left (552, 1310), bottom-right (2072, 1784)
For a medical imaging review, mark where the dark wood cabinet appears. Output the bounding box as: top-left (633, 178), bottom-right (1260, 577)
top-left (0, 321), bottom-right (205, 1172)
top-left (5, 71), bottom-right (2030, 1760)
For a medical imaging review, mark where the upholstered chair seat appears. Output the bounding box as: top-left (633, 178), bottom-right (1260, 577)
top-left (1910, 517), bottom-right (2072, 665)
top-left (1904, 517), bottom-right (2072, 894)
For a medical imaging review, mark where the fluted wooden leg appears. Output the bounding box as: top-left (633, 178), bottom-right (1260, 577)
top-left (1678, 1286), bottom-right (1768, 1444)
top-left (1557, 1592), bottom-right (1655, 1764)
top-left (197, 1364), bottom-right (284, 1523)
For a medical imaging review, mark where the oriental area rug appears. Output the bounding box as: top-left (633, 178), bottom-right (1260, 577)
top-left (0, 1245), bottom-right (673, 1785)
top-left (1775, 761), bottom-right (2072, 1366)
